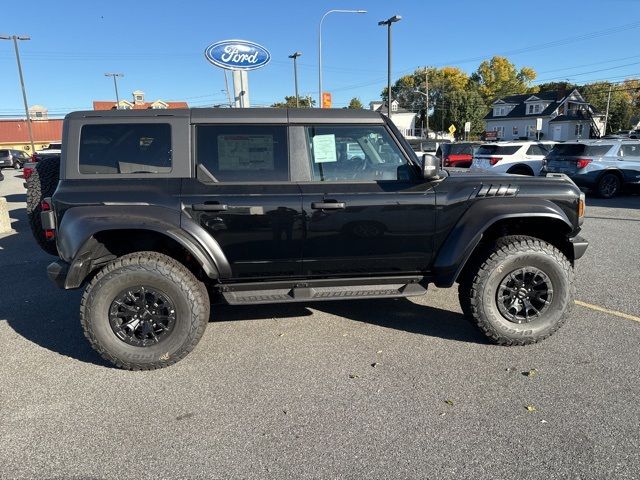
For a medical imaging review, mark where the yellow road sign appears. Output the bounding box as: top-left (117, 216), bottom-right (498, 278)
top-left (448, 124), bottom-right (456, 135)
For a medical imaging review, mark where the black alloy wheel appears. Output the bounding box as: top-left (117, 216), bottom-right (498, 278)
top-left (496, 267), bottom-right (553, 324)
top-left (109, 286), bottom-right (176, 347)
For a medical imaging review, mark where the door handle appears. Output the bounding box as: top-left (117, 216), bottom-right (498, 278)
top-left (311, 202), bottom-right (346, 210)
top-left (192, 203), bottom-right (228, 212)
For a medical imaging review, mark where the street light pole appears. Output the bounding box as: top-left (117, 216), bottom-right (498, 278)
top-left (289, 52), bottom-right (302, 107)
top-left (318, 9), bottom-right (367, 108)
top-left (378, 15), bottom-right (402, 119)
top-left (105, 73), bottom-right (124, 109)
top-left (1, 34), bottom-right (35, 153)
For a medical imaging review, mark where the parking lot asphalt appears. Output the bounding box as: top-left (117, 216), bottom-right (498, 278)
top-left (0, 171), bottom-right (639, 480)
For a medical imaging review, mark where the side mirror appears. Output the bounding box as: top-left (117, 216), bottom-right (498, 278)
top-left (421, 154), bottom-right (441, 180)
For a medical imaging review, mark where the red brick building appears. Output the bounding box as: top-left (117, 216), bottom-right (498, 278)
top-left (0, 118), bottom-right (62, 153)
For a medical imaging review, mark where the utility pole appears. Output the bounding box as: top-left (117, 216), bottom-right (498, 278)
top-left (105, 73), bottom-right (124, 109)
top-left (424, 66), bottom-right (429, 138)
top-left (378, 15), bottom-right (402, 118)
top-left (604, 84), bottom-right (613, 136)
top-left (1, 34), bottom-right (35, 154)
top-left (289, 52), bottom-right (302, 107)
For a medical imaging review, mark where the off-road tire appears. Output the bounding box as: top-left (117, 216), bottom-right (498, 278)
top-left (596, 172), bottom-right (621, 199)
top-left (458, 236), bottom-right (574, 345)
top-left (80, 252), bottom-right (210, 370)
top-left (26, 156), bottom-right (60, 256)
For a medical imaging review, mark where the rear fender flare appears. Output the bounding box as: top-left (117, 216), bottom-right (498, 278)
top-left (57, 206), bottom-right (231, 288)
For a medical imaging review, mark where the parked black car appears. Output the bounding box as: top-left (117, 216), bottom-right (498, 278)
top-left (32, 108), bottom-right (587, 369)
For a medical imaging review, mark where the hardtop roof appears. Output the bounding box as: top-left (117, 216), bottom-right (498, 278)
top-left (66, 107), bottom-right (385, 124)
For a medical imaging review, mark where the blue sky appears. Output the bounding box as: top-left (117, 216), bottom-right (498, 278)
top-left (2, 0), bottom-right (640, 116)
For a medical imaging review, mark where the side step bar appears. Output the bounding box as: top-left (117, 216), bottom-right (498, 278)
top-left (219, 276), bottom-right (428, 305)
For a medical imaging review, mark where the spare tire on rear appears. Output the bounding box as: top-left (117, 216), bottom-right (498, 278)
top-left (26, 156), bottom-right (60, 256)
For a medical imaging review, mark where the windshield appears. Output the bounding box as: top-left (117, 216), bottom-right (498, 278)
top-left (476, 145), bottom-right (520, 156)
top-left (548, 143), bottom-right (613, 157)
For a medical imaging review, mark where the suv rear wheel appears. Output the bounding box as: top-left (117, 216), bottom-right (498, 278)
top-left (80, 252), bottom-right (210, 370)
top-left (459, 236), bottom-right (574, 345)
top-left (596, 172), bottom-right (621, 199)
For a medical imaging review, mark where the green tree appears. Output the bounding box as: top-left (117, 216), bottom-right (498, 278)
top-left (440, 90), bottom-right (487, 139)
top-left (536, 81), bottom-right (578, 93)
top-left (347, 97), bottom-right (363, 109)
top-left (580, 82), bottom-right (633, 134)
top-left (271, 96), bottom-right (315, 108)
top-left (471, 56), bottom-right (538, 103)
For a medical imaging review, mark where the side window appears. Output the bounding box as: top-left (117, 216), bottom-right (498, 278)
top-left (79, 123), bottom-right (172, 174)
top-left (306, 125), bottom-right (408, 182)
top-left (196, 125), bottom-right (288, 182)
top-left (526, 144), bottom-right (546, 156)
top-left (620, 144), bottom-right (640, 159)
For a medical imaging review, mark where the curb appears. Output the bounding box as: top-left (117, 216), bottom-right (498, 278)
top-left (0, 197), bottom-right (12, 234)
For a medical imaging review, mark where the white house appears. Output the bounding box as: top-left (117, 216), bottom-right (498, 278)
top-left (370, 100), bottom-right (418, 137)
top-left (484, 89), bottom-right (605, 141)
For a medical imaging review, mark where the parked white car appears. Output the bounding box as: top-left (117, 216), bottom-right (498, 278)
top-left (470, 141), bottom-right (556, 176)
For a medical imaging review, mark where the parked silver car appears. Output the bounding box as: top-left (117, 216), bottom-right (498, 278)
top-left (543, 139), bottom-right (640, 198)
top-left (0, 149), bottom-right (30, 169)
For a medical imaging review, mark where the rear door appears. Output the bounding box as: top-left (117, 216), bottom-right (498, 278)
top-left (296, 123), bottom-right (436, 277)
top-left (182, 122), bottom-right (303, 280)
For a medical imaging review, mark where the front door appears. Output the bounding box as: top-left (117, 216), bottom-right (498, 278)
top-left (553, 126), bottom-right (562, 141)
top-left (298, 124), bottom-right (436, 277)
top-left (182, 124), bottom-right (303, 279)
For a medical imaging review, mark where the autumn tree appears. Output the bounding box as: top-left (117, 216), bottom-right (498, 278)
top-left (271, 96), bottom-right (315, 108)
top-left (382, 66), bottom-right (475, 133)
top-left (471, 56), bottom-right (538, 103)
top-left (347, 97), bottom-right (363, 109)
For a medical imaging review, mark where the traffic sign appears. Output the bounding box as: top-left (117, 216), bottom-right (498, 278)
top-left (448, 124), bottom-right (456, 135)
top-left (464, 121), bottom-right (471, 133)
top-left (322, 92), bottom-right (332, 109)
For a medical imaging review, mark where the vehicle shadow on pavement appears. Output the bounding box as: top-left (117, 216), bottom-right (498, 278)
top-left (213, 298), bottom-right (487, 344)
top-left (0, 207), bottom-right (110, 367)
top-left (4, 193), bottom-right (27, 203)
top-left (586, 192), bottom-right (640, 210)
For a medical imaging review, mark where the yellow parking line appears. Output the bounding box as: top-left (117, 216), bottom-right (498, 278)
top-left (575, 300), bottom-right (640, 323)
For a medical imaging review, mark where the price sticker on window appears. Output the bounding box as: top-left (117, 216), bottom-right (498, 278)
top-left (312, 134), bottom-right (337, 163)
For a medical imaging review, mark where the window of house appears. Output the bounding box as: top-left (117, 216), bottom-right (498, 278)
top-left (196, 125), bottom-right (288, 182)
top-left (493, 126), bottom-right (505, 138)
top-left (79, 123), bottom-right (172, 174)
top-left (35, 111), bottom-right (43, 118)
top-left (527, 125), bottom-right (536, 137)
top-left (513, 126), bottom-right (519, 136)
top-left (575, 124), bottom-right (584, 137)
top-left (494, 107), bottom-right (505, 116)
top-left (391, 103), bottom-right (398, 112)
top-left (306, 125), bottom-right (408, 182)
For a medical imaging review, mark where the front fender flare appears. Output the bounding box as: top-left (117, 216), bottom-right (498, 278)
top-left (432, 198), bottom-right (573, 288)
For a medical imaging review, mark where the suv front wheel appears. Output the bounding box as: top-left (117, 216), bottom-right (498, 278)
top-left (459, 236), bottom-right (574, 345)
top-left (80, 252), bottom-right (210, 370)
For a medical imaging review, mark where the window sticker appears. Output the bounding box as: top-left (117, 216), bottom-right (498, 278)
top-left (312, 134), bottom-right (337, 163)
top-left (217, 135), bottom-right (275, 171)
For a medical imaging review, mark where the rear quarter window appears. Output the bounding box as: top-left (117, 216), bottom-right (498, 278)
top-left (476, 145), bottom-right (521, 156)
top-left (79, 123), bottom-right (172, 174)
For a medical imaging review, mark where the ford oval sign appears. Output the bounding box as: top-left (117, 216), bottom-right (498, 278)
top-left (204, 40), bottom-right (271, 71)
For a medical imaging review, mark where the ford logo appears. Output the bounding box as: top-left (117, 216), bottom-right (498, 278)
top-left (204, 40), bottom-right (271, 71)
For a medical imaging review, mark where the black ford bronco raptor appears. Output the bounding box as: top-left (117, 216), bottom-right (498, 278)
top-left (29, 108), bottom-right (588, 370)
